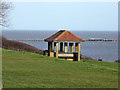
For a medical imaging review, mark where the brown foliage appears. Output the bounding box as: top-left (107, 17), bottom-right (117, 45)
top-left (1, 36), bottom-right (43, 55)
top-left (114, 60), bottom-right (120, 63)
top-left (81, 55), bottom-right (94, 60)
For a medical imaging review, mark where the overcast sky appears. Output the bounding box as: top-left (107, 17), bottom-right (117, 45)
top-left (5, 2), bottom-right (118, 31)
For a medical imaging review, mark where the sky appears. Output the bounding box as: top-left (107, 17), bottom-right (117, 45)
top-left (5, 2), bottom-right (118, 31)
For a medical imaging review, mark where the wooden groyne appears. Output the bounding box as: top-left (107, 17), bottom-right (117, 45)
top-left (8, 39), bottom-right (44, 41)
top-left (85, 38), bottom-right (118, 41)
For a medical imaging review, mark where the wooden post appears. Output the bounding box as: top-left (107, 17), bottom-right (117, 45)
top-left (78, 43), bottom-right (81, 61)
top-left (48, 42), bottom-right (52, 56)
top-left (60, 42), bottom-right (63, 52)
top-left (50, 42), bottom-right (52, 57)
top-left (75, 43), bottom-right (78, 52)
top-left (64, 43), bottom-right (67, 53)
top-left (48, 42), bottom-right (50, 56)
top-left (69, 43), bottom-right (74, 52)
top-left (56, 42), bottom-right (59, 58)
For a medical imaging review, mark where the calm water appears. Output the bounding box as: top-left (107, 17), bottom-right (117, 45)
top-left (2, 30), bottom-right (118, 62)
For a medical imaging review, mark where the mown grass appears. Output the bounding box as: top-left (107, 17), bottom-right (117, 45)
top-left (2, 49), bottom-right (118, 88)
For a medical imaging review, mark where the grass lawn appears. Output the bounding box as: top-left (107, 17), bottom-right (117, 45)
top-left (2, 49), bottom-right (118, 88)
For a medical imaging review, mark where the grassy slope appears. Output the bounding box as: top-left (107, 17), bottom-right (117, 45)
top-left (2, 49), bottom-right (118, 88)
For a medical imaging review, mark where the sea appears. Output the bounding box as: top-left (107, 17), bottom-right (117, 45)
top-left (2, 30), bottom-right (118, 62)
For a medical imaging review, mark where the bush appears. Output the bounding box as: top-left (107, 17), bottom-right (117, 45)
top-left (114, 60), bottom-right (120, 63)
top-left (81, 55), bottom-right (95, 60)
top-left (0, 36), bottom-right (43, 55)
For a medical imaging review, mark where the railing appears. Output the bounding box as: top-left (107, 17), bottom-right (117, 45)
top-left (43, 50), bottom-right (79, 61)
top-left (58, 53), bottom-right (74, 57)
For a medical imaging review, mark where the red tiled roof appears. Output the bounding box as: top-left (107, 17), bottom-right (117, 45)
top-left (44, 30), bottom-right (85, 42)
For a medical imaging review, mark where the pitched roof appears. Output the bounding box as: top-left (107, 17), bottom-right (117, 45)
top-left (44, 30), bottom-right (85, 42)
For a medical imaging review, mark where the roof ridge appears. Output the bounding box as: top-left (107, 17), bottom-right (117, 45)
top-left (44, 31), bottom-right (62, 41)
top-left (54, 30), bottom-right (67, 41)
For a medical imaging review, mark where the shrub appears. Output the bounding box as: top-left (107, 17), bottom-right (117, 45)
top-left (0, 36), bottom-right (43, 55)
top-left (114, 60), bottom-right (120, 63)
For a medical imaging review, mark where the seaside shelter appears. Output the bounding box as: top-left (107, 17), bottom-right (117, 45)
top-left (44, 30), bottom-right (84, 61)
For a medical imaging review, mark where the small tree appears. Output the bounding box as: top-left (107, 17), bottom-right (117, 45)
top-left (0, 1), bottom-right (12, 89)
top-left (0, 1), bottom-right (12, 27)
